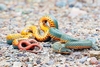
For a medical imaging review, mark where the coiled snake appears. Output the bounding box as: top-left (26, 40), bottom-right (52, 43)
top-left (6, 15), bottom-right (99, 54)
top-left (6, 15), bottom-right (58, 48)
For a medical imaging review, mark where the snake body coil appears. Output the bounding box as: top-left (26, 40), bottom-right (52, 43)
top-left (49, 27), bottom-right (62, 41)
top-left (65, 40), bottom-right (92, 49)
top-left (20, 15), bottom-right (58, 42)
top-left (6, 34), bottom-right (25, 45)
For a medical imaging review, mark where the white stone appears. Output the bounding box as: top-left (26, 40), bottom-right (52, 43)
top-left (28, 64), bottom-right (33, 67)
top-left (13, 62), bottom-right (22, 67)
top-left (68, 7), bottom-right (87, 18)
top-left (0, 61), bottom-right (10, 66)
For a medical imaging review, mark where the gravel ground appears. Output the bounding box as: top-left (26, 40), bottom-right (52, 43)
top-left (0, 0), bottom-right (100, 67)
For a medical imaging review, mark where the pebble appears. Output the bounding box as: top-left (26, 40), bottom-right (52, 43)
top-left (90, 57), bottom-right (98, 65)
top-left (40, 64), bottom-right (48, 67)
top-left (74, 2), bottom-right (83, 9)
top-left (79, 56), bottom-right (88, 63)
top-left (67, 0), bottom-right (76, 5)
top-left (89, 51), bottom-right (100, 59)
top-left (36, 59), bottom-right (41, 64)
top-left (43, 43), bottom-right (51, 47)
top-left (56, 0), bottom-right (67, 8)
top-left (29, 57), bottom-right (34, 62)
top-left (13, 62), bottom-right (22, 67)
top-left (0, 4), bottom-right (7, 11)
top-left (65, 65), bottom-right (69, 67)
top-left (73, 52), bottom-right (81, 56)
top-left (68, 7), bottom-right (87, 18)
top-left (28, 64), bottom-right (33, 67)
top-left (96, 64), bottom-right (100, 67)
top-left (46, 59), bottom-right (54, 65)
top-left (17, 53), bottom-right (27, 57)
top-left (66, 57), bottom-right (74, 61)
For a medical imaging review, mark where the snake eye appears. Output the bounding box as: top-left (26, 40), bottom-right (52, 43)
top-left (21, 43), bottom-right (27, 47)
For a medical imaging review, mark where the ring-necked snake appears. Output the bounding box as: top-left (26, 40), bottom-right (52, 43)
top-left (6, 15), bottom-right (99, 54)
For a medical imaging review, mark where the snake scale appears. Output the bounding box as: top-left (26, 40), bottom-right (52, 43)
top-left (6, 15), bottom-right (99, 54)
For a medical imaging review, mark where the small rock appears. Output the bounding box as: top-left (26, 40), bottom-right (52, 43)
top-left (83, 53), bottom-right (89, 56)
top-left (46, 60), bottom-right (54, 65)
top-left (90, 57), bottom-right (98, 64)
top-left (0, 4), bottom-right (7, 11)
top-left (0, 62), bottom-right (11, 67)
top-left (79, 56), bottom-right (88, 63)
top-left (56, 0), bottom-right (67, 8)
top-left (22, 9), bottom-right (33, 14)
top-left (17, 54), bottom-right (27, 57)
top-left (29, 57), bottom-right (34, 62)
top-left (69, 4), bottom-right (74, 8)
top-left (74, 2), bottom-right (83, 9)
top-left (66, 57), bottom-right (74, 61)
top-left (21, 57), bottom-right (29, 62)
top-left (28, 64), bottom-right (33, 67)
top-left (5, 54), bottom-right (11, 57)
top-left (40, 64), bottom-right (47, 67)
top-left (36, 59), bottom-right (41, 64)
top-left (65, 64), bottom-right (68, 67)
top-left (43, 43), bottom-right (51, 47)
top-left (13, 62), bottom-right (22, 67)
top-left (89, 51), bottom-right (100, 59)
top-left (87, 58), bottom-right (91, 62)
top-left (96, 64), bottom-right (100, 67)
top-left (73, 52), bottom-right (81, 56)
top-left (68, 7), bottom-right (87, 18)
top-left (67, 0), bottom-right (76, 5)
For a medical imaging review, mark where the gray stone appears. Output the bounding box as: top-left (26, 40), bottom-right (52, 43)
top-left (56, 0), bottom-right (67, 7)
top-left (46, 60), bottom-right (54, 65)
top-left (73, 52), bottom-right (81, 56)
top-left (43, 43), bottom-right (51, 47)
top-left (36, 59), bottom-right (41, 64)
top-left (17, 54), bottom-right (27, 57)
top-left (79, 56), bottom-right (88, 63)
top-left (0, 4), bottom-right (7, 11)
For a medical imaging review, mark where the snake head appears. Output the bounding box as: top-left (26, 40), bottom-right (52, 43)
top-left (52, 42), bottom-right (71, 54)
top-left (92, 44), bottom-right (100, 51)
